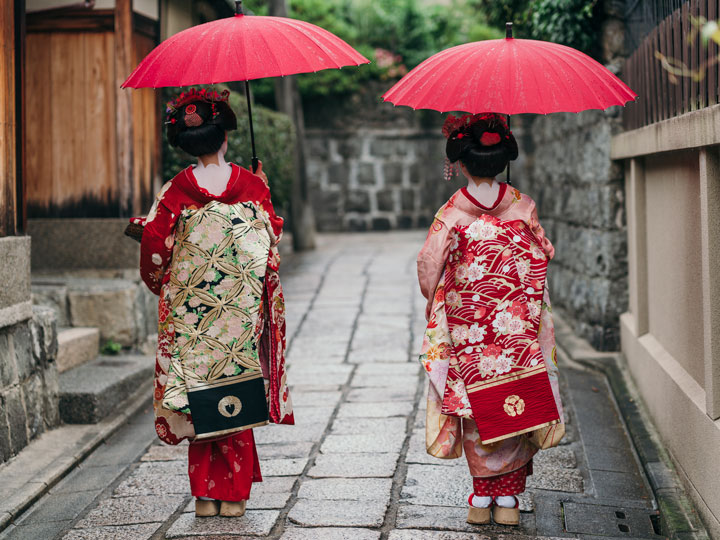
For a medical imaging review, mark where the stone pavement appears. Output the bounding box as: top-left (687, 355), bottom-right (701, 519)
top-left (2, 232), bottom-right (665, 540)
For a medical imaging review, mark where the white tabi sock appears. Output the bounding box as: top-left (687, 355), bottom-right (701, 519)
top-left (495, 495), bottom-right (517, 508)
top-left (471, 495), bottom-right (492, 508)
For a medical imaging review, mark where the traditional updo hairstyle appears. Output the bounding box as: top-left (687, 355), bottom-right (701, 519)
top-left (166, 89), bottom-right (237, 157)
top-left (444, 113), bottom-right (518, 179)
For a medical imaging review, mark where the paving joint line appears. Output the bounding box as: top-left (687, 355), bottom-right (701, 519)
top-left (268, 254), bottom-right (374, 538)
top-left (379, 251), bottom-right (424, 540)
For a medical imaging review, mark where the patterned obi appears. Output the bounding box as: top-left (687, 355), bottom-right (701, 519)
top-left (162, 200), bottom-right (274, 436)
top-left (443, 214), bottom-right (560, 443)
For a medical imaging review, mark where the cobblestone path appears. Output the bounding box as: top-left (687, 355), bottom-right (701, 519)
top-left (20, 232), bottom-right (656, 540)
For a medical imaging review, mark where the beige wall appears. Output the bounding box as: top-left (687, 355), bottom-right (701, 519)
top-left (613, 105), bottom-right (720, 539)
top-left (26, 0), bottom-right (158, 19)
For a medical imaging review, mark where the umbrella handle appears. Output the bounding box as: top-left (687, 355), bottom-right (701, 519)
top-left (245, 80), bottom-right (259, 174)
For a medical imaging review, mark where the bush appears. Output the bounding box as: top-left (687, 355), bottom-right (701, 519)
top-left (161, 87), bottom-right (296, 217)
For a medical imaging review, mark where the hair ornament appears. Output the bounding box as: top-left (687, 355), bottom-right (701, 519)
top-left (480, 132), bottom-right (501, 146)
top-left (165, 87), bottom-right (230, 125)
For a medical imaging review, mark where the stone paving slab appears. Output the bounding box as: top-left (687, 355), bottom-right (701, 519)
top-left (330, 417), bottom-right (407, 436)
top-left (73, 494), bottom-right (186, 527)
top-left (320, 432), bottom-right (405, 454)
top-left (308, 453), bottom-right (399, 478)
top-left (287, 500), bottom-right (388, 528)
top-left (297, 478), bottom-right (393, 503)
top-left (395, 504), bottom-right (536, 533)
top-left (256, 442), bottom-right (314, 459)
top-left (346, 387), bottom-right (416, 402)
top-left (112, 470), bottom-right (190, 497)
top-left (279, 527), bottom-right (381, 540)
top-left (336, 402), bottom-right (414, 419)
top-left (166, 511), bottom-right (280, 538)
top-left (63, 523), bottom-right (163, 539)
top-left (261, 458), bottom-right (308, 477)
top-left (140, 443), bottom-right (189, 462)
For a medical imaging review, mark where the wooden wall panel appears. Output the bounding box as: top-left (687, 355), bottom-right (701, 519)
top-left (0, 0), bottom-right (16, 236)
top-left (27, 31), bottom-right (121, 216)
top-left (131, 32), bottom-right (159, 215)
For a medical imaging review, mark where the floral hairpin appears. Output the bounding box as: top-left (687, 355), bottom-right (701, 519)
top-left (165, 88), bottom-right (230, 124)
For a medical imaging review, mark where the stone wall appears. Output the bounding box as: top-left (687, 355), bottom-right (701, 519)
top-left (522, 109), bottom-right (627, 351)
top-left (306, 128), bottom-right (464, 232)
top-left (0, 236), bottom-right (60, 465)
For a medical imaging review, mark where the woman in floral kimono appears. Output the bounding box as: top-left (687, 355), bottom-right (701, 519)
top-left (417, 113), bottom-right (563, 526)
top-left (137, 89), bottom-right (293, 518)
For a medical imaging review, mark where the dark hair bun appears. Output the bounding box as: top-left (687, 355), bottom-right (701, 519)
top-left (445, 113), bottom-right (518, 178)
top-left (166, 99), bottom-right (237, 157)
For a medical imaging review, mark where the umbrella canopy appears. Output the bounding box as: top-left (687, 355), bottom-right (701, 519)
top-left (122, 2), bottom-right (369, 172)
top-left (382, 28), bottom-right (636, 114)
top-left (122, 10), bottom-right (368, 88)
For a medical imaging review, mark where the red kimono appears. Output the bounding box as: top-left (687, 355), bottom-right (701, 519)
top-left (139, 163), bottom-right (294, 502)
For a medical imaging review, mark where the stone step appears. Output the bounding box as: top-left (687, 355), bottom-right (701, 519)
top-left (59, 354), bottom-right (154, 424)
top-left (32, 275), bottom-right (157, 348)
top-left (56, 327), bottom-right (100, 373)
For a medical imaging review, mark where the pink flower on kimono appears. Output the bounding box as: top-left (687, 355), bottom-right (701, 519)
top-left (223, 365), bottom-right (236, 376)
top-left (451, 325), bottom-right (468, 344)
top-left (509, 300), bottom-right (527, 319)
top-left (479, 356), bottom-right (494, 375)
top-left (192, 255), bottom-right (204, 266)
top-left (227, 317), bottom-right (245, 338)
top-left (495, 353), bottom-right (513, 374)
top-left (183, 312), bottom-right (198, 325)
top-left (188, 296), bottom-right (202, 308)
top-left (515, 257), bottom-right (530, 277)
top-left (215, 277), bottom-right (236, 295)
top-left (176, 269), bottom-right (189, 283)
top-left (195, 363), bottom-right (209, 376)
top-left (492, 311), bottom-right (512, 333)
top-left (483, 344), bottom-right (502, 357)
top-left (467, 323), bottom-right (487, 343)
top-left (203, 269), bottom-right (216, 282)
top-left (455, 264), bottom-right (468, 282)
top-left (445, 290), bottom-right (460, 307)
top-left (531, 245), bottom-right (546, 259)
top-left (467, 261), bottom-right (487, 282)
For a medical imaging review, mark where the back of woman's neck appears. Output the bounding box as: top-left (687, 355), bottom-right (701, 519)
top-left (466, 176), bottom-right (500, 207)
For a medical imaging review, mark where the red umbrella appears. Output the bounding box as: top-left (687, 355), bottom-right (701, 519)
top-left (382, 24), bottom-right (636, 114)
top-left (123, 1), bottom-right (369, 170)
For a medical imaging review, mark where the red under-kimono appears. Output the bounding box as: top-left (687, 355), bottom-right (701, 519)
top-left (139, 163), bottom-right (294, 502)
top-left (417, 183), bottom-right (564, 497)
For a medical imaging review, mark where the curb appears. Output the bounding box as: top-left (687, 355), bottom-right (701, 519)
top-left (0, 380), bottom-right (153, 532)
top-left (554, 316), bottom-right (710, 540)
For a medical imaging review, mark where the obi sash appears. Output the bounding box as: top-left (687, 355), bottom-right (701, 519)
top-left (162, 200), bottom-right (273, 439)
top-left (443, 214), bottom-right (560, 443)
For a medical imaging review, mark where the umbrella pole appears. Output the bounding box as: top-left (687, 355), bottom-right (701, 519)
top-left (245, 80), bottom-right (259, 173)
top-left (506, 114), bottom-right (512, 185)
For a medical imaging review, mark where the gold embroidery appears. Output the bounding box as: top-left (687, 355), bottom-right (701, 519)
top-left (503, 395), bottom-right (525, 416)
top-left (218, 395), bottom-right (242, 418)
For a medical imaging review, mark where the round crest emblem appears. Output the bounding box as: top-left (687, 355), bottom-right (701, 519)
top-left (503, 395), bottom-right (525, 417)
top-left (218, 395), bottom-right (242, 418)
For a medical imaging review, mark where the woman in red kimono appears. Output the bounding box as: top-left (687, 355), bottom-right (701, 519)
top-left (417, 113), bottom-right (563, 526)
top-left (137, 89), bottom-right (294, 518)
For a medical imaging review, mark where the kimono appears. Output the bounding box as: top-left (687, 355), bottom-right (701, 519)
top-left (417, 183), bottom-right (563, 497)
top-left (139, 163), bottom-right (294, 501)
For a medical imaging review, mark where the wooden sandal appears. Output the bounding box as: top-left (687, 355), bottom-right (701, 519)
top-left (492, 496), bottom-right (520, 526)
top-left (195, 499), bottom-right (220, 517)
top-left (466, 494), bottom-right (491, 525)
top-left (219, 500), bottom-right (247, 517)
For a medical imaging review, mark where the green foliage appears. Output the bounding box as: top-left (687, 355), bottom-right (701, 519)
top-left (529, 0), bottom-right (599, 54)
top-left (471, 0), bottom-right (601, 56)
top-left (161, 87), bottom-right (296, 216)
top-left (251, 0), bottom-right (489, 102)
top-left (101, 340), bottom-right (122, 356)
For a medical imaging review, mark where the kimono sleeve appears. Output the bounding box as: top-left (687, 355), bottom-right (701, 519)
top-left (417, 217), bottom-right (452, 320)
top-left (258, 192), bottom-right (284, 271)
top-left (140, 184), bottom-right (178, 295)
top-left (529, 202), bottom-right (555, 260)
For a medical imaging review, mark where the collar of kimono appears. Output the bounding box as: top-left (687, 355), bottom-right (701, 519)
top-left (177, 163), bottom-right (270, 205)
top-left (457, 182), bottom-right (511, 217)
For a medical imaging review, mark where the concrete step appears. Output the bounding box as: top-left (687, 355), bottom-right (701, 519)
top-left (56, 327), bottom-right (100, 373)
top-left (59, 354), bottom-right (154, 424)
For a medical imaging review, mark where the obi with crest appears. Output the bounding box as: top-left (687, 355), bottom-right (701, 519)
top-left (442, 214), bottom-right (560, 443)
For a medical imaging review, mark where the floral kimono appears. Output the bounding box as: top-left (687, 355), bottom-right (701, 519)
top-left (139, 163), bottom-right (294, 501)
top-left (417, 183), bottom-right (563, 496)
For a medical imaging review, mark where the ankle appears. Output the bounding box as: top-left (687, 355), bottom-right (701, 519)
top-left (469, 494), bottom-right (493, 508)
top-left (495, 495), bottom-right (518, 508)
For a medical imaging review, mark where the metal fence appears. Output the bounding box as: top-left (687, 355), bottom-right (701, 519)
top-left (623, 0), bottom-right (719, 130)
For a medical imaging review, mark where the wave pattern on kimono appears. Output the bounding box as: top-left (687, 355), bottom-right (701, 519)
top-left (140, 164), bottom-right (294, 445)
top-left (443, 215), bottom-right (560, 443)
